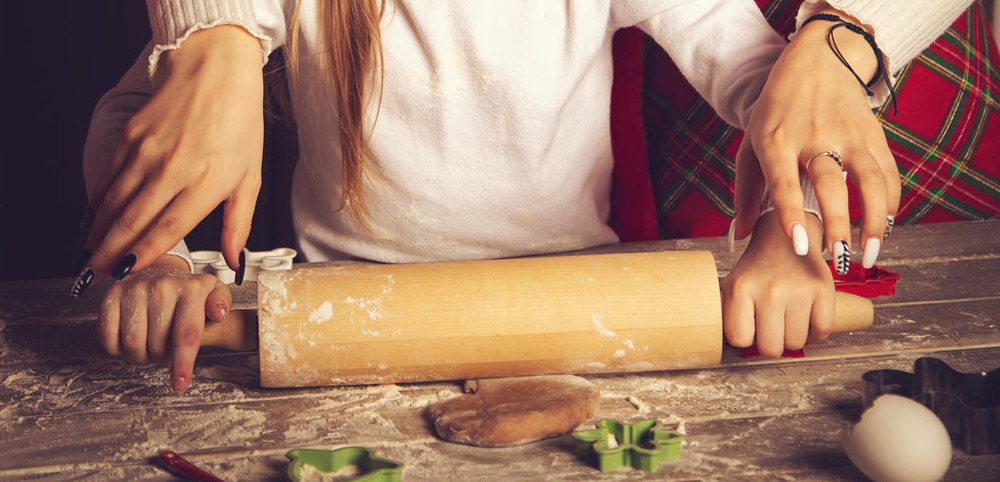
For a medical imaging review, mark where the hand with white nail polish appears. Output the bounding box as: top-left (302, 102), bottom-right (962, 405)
top-left (722, 211), bottom-right (835, 359)
top-left (96, 254), bottom-right (231, 393)
top-left (731, 9), bottom-right (903, 268)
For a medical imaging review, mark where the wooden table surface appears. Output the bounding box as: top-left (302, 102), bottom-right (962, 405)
top-left (1, 220), bottom-right (998, 481)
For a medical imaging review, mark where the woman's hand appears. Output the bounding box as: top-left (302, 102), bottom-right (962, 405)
top-left (81, 26), bottom-right (264, 287)
top-left (97, 254), bottom-right (232, 392)
top-left (722, 211), bottom-right (834, 357)
top-left (734, 10), bottom-right (901, 268)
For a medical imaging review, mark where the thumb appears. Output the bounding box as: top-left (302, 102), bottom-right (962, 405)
top-left (204, 278), bottom-right (232, 324)
top-left (221, 176), bottom-right (260, 271)
top-left (733, 133), bottom-right (765, 240)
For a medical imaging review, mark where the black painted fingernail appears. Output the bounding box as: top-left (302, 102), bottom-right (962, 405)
top-left (75, 249), bottom-right (92, 272)
top-left (79, 207), bottom-right (94, 234)
top-left (112, 253), bottom-right (137, 280)
top-left (235, 249), bottom-right (247, 286)
top-left (70, 268), bottom-right (94, 299)
top-left (833, 240), bottom-right (851, 276)
top-left (883, 215), bottom-right (895, 242)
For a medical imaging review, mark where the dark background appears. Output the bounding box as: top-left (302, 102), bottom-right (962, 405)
top-left (0, 3), bottom-right (296, 282)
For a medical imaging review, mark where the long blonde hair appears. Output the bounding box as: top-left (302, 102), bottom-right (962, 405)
top-left (286, 0), bottom-right (386, 230)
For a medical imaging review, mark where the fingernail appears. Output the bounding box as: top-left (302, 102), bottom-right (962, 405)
top-left (791, 223), bottom-right (809, 256)
top-left (862, 238), bottom-right (881, 269)
top-left (215, 300), bottom-right (228, 320)
top-left (75, 249), bottom-right (92, 272)
top-left (79, 207), bottom-right (94, 234)
top-left (70, 268), bottom-right (95, 299)
top-left (235, 248), bottom-right (247, 286)
top-left (172, 375), bottom-right (189, 393)
top-left (883, 215), bottom-right (895, 242)
top-left (833, 240), bottom-right (851, 275)
top-left (112, 253), bottom-right (138, 280)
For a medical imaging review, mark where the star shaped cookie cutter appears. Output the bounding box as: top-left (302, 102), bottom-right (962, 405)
top-left (286, 447), bottom-right (404, 482)
top-left (572, 419), bottom-right (684, 472)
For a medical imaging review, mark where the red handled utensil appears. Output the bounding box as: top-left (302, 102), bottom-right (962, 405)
top-left (158, 451), bottom-right (229, 482)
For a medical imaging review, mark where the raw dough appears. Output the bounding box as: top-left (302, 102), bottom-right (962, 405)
top-left (427, 375), bottom-right (600, 447)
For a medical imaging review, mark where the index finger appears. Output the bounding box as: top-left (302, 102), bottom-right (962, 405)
top-left (755, 139), bottom-right (809, 255)
top-left (169, 277), bottom-right (215, 393)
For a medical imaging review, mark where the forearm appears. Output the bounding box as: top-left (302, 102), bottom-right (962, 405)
top-left (634, 1), bottom-right (787, 129)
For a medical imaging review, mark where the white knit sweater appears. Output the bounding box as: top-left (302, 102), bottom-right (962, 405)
top-left (84, 0), bottom-right (972, 266)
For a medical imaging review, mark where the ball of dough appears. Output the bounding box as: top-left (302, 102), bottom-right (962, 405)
top-left (842, 394), bottom-right (952, 482)
top-left (428, 375), bottom-right (600, 447)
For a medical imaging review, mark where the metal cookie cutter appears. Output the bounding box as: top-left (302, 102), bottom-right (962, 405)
top-left (190, 248), bottom-right (297, 284)
top-left (572, 419), bottom-right (684, 472)
top-left (862, 357), bottom-right (1000, 455)
top-left (287, 447), bottom-right (404, 482)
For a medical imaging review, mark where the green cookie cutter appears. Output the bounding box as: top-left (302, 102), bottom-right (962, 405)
top-left (286, 447), bottom-right (404, 482)
top-left (572, 419), bottom-right (684, 473)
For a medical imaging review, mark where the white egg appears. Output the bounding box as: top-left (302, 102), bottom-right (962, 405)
top-left (842, 394), bottom-right (952, 482)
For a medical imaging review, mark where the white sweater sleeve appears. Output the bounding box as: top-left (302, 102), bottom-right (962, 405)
top-left (616, 0), bottom-right (787, 129)
top-left (82, 43), bottom-right (194, 273)
top-left (144, 0), bottom-right (290, 79)
top-left (794, 0), bottom-right (974, 108)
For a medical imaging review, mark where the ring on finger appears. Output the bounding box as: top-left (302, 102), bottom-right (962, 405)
top-left (805, 150), bottom-right (845, 171)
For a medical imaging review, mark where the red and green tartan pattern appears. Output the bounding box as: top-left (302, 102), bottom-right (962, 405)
top-left (641, 1), bottom-right (1000, 239)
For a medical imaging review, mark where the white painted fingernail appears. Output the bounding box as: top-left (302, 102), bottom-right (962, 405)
top-left (862, 238), bottom-right (881, 268)
top-left (792, 224), bottom-right (809, 256)
top-left (833, 240), bottom-right (851, 275)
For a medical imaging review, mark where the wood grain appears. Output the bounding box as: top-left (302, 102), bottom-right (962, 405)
top-left (252, 251), bottom-right (723, 387)
top-left (0, 220), bottom-right (997, 481)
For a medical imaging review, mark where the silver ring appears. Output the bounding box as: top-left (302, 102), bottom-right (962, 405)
top-left (806, 150), bottom-right (845, 171)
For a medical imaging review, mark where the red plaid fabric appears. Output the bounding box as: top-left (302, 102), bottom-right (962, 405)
top-left (609, 1), bottom-right (1000, 242)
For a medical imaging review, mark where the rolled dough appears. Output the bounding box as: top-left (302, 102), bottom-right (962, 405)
top-left (427, 375), bottom-right (600, 447)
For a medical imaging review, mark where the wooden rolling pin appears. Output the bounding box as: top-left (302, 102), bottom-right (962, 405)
top-left (203, 251), bottom-right (874, 387)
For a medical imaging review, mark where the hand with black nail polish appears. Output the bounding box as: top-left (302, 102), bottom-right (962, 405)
top-left (76, 26), bottom-right (262, 292)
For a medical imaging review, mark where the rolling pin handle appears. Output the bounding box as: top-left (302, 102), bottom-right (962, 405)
top-left (201, 310), bottom-right (258, 351)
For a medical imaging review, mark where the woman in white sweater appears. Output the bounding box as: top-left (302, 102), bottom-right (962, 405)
top-left (77, 0), bottom-right (971, 392)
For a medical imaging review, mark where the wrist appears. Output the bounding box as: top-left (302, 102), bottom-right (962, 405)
top-left (752, 211), bottom-right (825, 252)
top-left (163, 25), bottom-right (262, 76)
top-left (794, 13), bottom-right (879, 83)
top-left (153, 253), bottom-right (194, 274)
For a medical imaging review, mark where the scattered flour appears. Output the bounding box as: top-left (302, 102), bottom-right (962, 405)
top-left (591, 313), bottom-right (618, 338)
top-left (309, 301), bottom-right (334, 324)
top-left (626, 395), bottom-right (650, 413)
top-left (299, 464), bottom-right (361, 482)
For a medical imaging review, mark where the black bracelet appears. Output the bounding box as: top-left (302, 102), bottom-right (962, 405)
top-left (801, 13), bottom-right (899, 115)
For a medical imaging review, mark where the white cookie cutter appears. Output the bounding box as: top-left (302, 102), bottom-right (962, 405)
top-left (190, 248), bottom-right (297, 284)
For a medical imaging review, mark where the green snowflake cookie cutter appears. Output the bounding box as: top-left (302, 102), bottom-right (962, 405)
top-left (572, 419), bottom-right (684, 473)
top-left (286, 447), bottom-right (404, 482)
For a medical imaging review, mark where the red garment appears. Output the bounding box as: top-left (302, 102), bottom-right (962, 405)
top-left (609, 2), bottom-right (1000, 242)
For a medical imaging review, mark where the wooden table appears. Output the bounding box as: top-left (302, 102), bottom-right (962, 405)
top-left (1, 220), bottom-right (998, 481)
